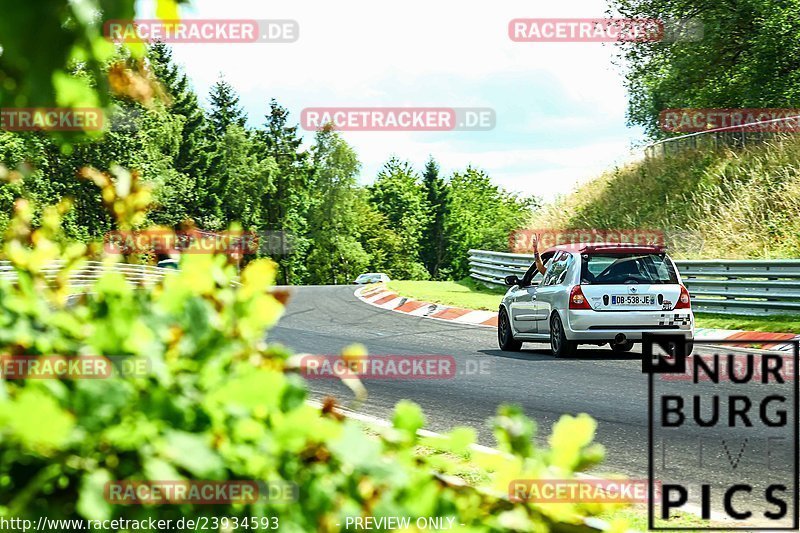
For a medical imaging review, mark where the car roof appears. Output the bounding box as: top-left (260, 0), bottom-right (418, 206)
top-left (541, 242), bottom-right (666, 259)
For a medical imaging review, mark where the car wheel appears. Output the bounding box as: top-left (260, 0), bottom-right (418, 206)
top-left (498, 308), bottom-right (522, 352)
top-left (550, 313), bottom-right (577, 357)
top-left (611, 341), bottom-right (634, 353)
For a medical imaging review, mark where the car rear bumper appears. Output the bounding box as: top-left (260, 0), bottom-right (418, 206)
top-left (564, 309), bottom-right (694, 342)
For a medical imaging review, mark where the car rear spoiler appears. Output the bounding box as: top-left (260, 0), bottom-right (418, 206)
top-left (584, 245), bottom-right (666, 254)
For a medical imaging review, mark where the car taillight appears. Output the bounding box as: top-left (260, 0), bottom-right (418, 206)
top-left (569, 285), bottom-right (591, 309)
top-left (674, 285), bottom-right (691, 309)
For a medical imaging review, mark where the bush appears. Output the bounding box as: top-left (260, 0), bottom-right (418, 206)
top-left (0, 173), bottom-right (631, 532)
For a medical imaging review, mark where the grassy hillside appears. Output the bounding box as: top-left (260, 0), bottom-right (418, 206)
top-left (531, 137), bottom-right (800, 259)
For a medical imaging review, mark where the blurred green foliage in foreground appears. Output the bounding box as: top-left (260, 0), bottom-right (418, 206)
top-left (0, 172), bottom-right (631, 531)
top-left (0, 4), bottom-right (632, 528)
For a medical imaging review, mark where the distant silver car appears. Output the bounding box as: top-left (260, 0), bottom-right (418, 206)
top-left (497, 243), bottom-right (694, 357)
top-left (354, 272), bottom-right (391, 284)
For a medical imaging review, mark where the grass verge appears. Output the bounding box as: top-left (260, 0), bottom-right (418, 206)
top-left (385, 280), bottom-right (798, 333)
top-left (386, 278), bottom-right (506, 311)
top-left (692, 312), bottom-right (799, 333)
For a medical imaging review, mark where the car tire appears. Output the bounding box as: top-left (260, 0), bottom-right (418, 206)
top-left (611, 341), bottom-right (634, 353)
top-left (550, 313), bottom-right (577, 357)
top-left (498, 307), bottom-right (522, 352)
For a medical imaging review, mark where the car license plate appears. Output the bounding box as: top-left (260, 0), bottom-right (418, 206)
top-left (611, 295), bottom-right (655, 306)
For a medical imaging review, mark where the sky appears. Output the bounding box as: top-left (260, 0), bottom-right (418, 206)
top-left (136, 0), bottom-right (647, 201)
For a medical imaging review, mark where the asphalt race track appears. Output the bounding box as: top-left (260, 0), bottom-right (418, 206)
top-left (271, 285), bottom-right (797, 522)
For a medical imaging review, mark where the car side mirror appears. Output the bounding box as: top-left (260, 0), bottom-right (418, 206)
top-left (504, 275), bottom-right (520, 287)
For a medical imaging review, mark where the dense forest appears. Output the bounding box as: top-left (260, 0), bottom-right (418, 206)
top-left (0, 43), bottom-right (536, 285)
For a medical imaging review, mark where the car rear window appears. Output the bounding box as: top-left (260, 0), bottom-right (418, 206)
top-left (580, 253), bottom-right (678, 285)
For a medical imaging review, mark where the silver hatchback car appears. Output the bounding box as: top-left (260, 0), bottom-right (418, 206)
top-left (497, 243), bottom-right (694, 357)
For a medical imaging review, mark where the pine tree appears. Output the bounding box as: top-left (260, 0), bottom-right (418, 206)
top-left (195, 76), bottom-right (250, 228)
top-left (147, 43), bottom-right (221, 227)
top-left (420, 157), bottom-right (450, 278)
top-left (148, 43), bottom-right (211, 177)
top-left (256, 99), bottom-right (311, 284)
top-left (208, 75), bottom-right (246, 137)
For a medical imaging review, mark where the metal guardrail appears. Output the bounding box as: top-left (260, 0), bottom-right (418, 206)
top-left (0, 261), bottom-right (173, 289)
top-left (469, 249), bottom-right (800, 316)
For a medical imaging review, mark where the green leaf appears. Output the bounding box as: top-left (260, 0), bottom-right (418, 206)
top-left (232, 418), bottom-right (266, 442)
top-left (329, 422), bottom-right (382, 469)
top-left (443, 426), bottom-right (476, 455)
top-left (143, 456), bottom-right (182, 481)
top-left (53, 71), bottom-right (101, 109)
top-left (549, 413), bottom-right (597, 471)
top-left (206, 368), bottom-right (286, 413)
top-left (161, 431), bottom-right (225, 479)
top-left (2, 388), bottom-right (74, 451)
top-left (101, 410), bottom-right (159, 449)
top-left (491, 404), bottom-right (536, 458)
top-left (392, 400), bottom-right (425, 440)
top-left (76, 469), bottom-right (112, 521)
